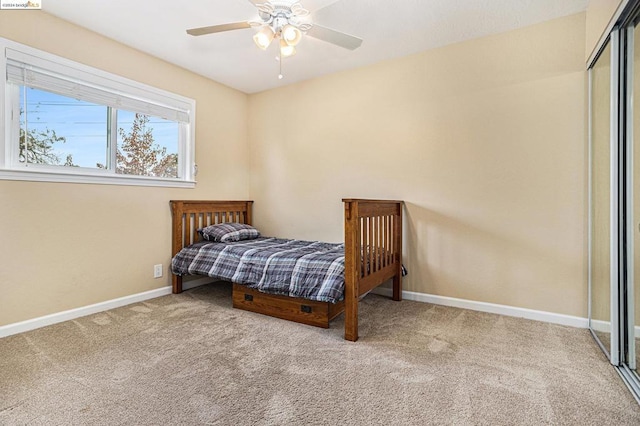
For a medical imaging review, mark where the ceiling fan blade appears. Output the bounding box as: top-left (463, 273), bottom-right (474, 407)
top-left (186, 22), bottom-right (252, 36)
top-left (306, 24), bottom-right (362, 50)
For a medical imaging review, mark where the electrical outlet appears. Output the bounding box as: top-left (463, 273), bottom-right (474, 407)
top-left (153, 264), bottom-right (163, 278)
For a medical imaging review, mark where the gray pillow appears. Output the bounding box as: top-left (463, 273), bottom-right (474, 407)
top-left (198, 223), bottom-right (260, 242)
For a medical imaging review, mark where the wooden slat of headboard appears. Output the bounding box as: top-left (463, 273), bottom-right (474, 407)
top-left (170, 200), bottom-right (254, 255)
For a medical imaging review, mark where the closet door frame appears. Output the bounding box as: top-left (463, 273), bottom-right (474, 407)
top-left (624, 23), bottom-right (636, 373)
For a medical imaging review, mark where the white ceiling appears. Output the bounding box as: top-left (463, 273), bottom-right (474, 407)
top-left (43, 0), bottom-right (589, 94)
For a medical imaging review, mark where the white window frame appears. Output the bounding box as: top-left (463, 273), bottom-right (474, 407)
top-left (0, 38), bottom-right (196, 188)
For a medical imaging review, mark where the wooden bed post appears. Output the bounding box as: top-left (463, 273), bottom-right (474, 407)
top-left (245, 201), bottom-right (253, 226)
top-left (170, 201), bottom-right (184, 294)
top-left (393, 203), bottom-right (403, 301)
top-left (172, 272), bottom-right (183, 294)
top-left (343, 200), bottom-right (360, 342)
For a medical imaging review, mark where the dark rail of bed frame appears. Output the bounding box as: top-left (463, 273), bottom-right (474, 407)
top-left (170, 199), bottom-right (403, 342)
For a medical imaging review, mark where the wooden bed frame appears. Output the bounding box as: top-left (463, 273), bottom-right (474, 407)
top-left (170, 199), bottom-right (403, 341)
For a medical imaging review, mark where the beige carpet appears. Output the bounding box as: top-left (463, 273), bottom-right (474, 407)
top-left (1, 282), bottom-right (640, 425)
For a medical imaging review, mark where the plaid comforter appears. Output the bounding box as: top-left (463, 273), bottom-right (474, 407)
top-left (171, 238), bottom-right (345, 303)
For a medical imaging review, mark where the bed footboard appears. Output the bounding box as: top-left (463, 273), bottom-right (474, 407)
top-left (343, 199), bottom-right (404, 342)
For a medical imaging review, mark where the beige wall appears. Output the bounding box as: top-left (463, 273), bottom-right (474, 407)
top-left (585, 0), bottom-right (626, 63)
top-left (248, 14), bottom-right (587, 317)
top-left (1, 10), bottom-right (590, 327)
top-left (0, 12), bottom-right (249, 326)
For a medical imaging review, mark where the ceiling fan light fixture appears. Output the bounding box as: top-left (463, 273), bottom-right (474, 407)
top-left (185, 0), bottom-right (363, 82)
top-left (279, 38), bottom-right (297, 57)
top-left (282, 24), bottom-right (302, 46)
top-left (253, 26), bottom-right (275, 50)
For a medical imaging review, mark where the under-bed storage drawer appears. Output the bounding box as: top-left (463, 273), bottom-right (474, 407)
top-left (232, 284), bottom-right (345, 328)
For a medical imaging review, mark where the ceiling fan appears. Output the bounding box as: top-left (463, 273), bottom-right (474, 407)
top-left (186, 0), bottom-right (363, 65)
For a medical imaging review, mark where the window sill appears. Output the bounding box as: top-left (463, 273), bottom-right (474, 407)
top-left (0, 169), bottom-right (196, 188)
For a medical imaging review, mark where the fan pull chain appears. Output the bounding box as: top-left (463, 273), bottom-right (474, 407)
top-left (278, 51), bottom-right (283, 80)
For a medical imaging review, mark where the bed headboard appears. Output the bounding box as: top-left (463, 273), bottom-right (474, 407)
top-left (169, 200), bottom-right (254, 258)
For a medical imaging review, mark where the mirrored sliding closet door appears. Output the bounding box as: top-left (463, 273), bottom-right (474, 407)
top-left (589, 0), bottom-right (640, 402)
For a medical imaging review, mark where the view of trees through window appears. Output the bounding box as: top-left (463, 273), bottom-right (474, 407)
top-left (19, 87), bottom-right (179, 178)
top-left (115, 112), bottom-right (178, 178)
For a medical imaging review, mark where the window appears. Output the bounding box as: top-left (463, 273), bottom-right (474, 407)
top-left (1, 38), bottom-right (196, 187)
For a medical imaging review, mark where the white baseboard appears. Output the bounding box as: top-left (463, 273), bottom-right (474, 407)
top-left (0, 286), bottom-right (173, 339)
top-left (590, 318), bottom-right (640, 338)
top-left (590, 319), bottom-right (611, 334)
top-left (0, 277), bottom-right (219, 339)
top-left (1, 280), bottom-right (623, 339)
top-left (372, 287), bottom-right (589, 329)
